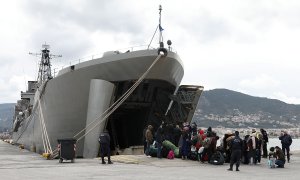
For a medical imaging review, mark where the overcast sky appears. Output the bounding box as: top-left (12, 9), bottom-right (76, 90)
top-left (1, 0), bottom-right (300, 105)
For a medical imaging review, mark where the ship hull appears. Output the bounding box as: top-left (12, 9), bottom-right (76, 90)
top-left (13, 49), bottom-right (184, 157)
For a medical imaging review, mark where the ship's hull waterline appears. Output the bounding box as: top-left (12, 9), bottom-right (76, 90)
top-left (13, 49), bottom-right (184, 157)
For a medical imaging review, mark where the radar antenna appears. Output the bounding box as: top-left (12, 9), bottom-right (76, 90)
top-left (29, 43), bottom-right (62, 85)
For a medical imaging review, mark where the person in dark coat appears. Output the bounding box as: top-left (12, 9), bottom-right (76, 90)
top-left (206, 126), bottom-right (213, 137)
top-left (180, 127), bottom-right (191, 160)
top-left (191, 122), bottom-right (198, 137)
top-left (260, 128), bottom-right (269, 158)
top-left (279, 130), bottom-right (293, 163)
top-left (173, 124), bottom-right (182, 146)
top-left (256, 133), bottom-right (263, 164)
top-left (242, 135), bottom-right (250, 164)
top-left (228, 131), bottom-right (243, 171)
top-left (155, 125), bottom-right (164, 158)
top-left (99, 130), bottom-right (112, 164)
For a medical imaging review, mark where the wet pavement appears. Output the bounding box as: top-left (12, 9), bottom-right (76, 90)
top-left (1, 140), bottom-right (300, 180)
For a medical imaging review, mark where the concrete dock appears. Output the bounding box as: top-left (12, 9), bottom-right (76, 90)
top-left (1, 140), bottom-right (299, 180)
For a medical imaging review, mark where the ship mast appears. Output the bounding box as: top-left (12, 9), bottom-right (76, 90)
top-left (29, 44), bottom-right (62, 86)
top-left (158, 5), bottom-right (164, 46)
top-left (148, 5), bottom-right (166, 50)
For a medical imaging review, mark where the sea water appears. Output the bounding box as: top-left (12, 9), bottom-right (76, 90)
top-left (268, 138), bottom-right (300, 151)
top-left (217, 138), bottom-right (300, 151)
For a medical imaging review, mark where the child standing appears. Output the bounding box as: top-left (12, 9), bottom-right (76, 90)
top-left (268, 147), bottom-right (276, 168)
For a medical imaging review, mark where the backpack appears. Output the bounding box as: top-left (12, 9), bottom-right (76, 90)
top-left (198, 147), bottom-right (204, 154)
top-left (189, 151), bottom-right (198, 161)
top-left (209, 151), bottom-right (225, 165)
top-left (167, 150), bottom-right (175, 159)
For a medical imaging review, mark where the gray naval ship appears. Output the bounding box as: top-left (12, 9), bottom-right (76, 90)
top-left (12, 6), bottom-right (204, 158)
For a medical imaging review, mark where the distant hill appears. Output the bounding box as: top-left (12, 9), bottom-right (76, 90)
top-left (2, 89), bottom-right (300, 130)
top-left (0, 103), bottom-right (15, 132)
top-left (193, 89), bottom-right (300, 129)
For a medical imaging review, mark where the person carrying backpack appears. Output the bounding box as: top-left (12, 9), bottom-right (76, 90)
top-left (260, 128), bottom-right (269, 158)
top-left (279, 130), bottom-right (293, 163)
top-left (227, 131), bottom-right (243, 171)
top-left (155, 125), bottom-right (164, 159)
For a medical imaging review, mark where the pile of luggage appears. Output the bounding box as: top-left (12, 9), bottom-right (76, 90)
top-left (149, 140), bottom-right (179, 159)
top-left (148, 139), bottom-right (224, 165)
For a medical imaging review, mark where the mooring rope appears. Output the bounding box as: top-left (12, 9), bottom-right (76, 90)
top-left (38, 99), bottom-right (53, 154)
top-left (75, 54), bottom-right (164, 142)
top-left (50, 54), bottom-right (164, 159)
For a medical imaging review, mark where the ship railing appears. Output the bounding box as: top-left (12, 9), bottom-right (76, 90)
top-left (51, 45), bottom-right (176, 77)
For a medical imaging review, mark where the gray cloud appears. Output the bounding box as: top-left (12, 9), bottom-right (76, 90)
top-left (1, 0), bottom-right (300, 104)
top-left (19, 0), bottom-right (153, 61)
top-left (22, 0), bottom-right (145, 35)
top-left (167, 11), bottom-right (231, 44)
top-left (27, 26), bottom-right (92, 61)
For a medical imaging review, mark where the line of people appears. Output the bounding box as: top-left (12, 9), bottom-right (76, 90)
top-left (225, 130), bottom-right (291, 171)
top-left (221, 129), bottom-right (269, 165)
top-left (144, 122), bottom-right (222, 164)
top-left (144, 123), bottom-right (293, 171)
top-left (97, 124), bottom-right (293, 168)
top-left (223, 128), bottom-right (293, 170)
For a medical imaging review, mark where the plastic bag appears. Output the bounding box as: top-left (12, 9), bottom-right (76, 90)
top-left (198, 147), bottom-right (204, 154)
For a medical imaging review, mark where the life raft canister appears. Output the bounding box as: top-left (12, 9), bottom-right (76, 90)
top-left (157, 42), bottom-right (168, 56)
